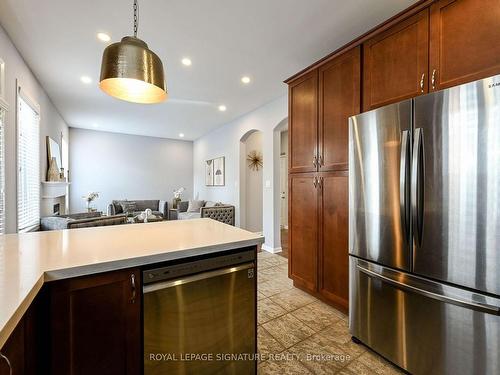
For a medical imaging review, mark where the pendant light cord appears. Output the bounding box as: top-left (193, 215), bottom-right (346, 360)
top-left (133, 0), bottom-right (139, 37)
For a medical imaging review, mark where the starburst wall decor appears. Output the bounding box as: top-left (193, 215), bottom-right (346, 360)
top-left (247, 150), bottom-right (263, 171)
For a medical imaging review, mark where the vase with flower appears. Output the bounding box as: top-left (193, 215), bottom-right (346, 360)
top-left (82, 192), bottom-right (99, 212)
top-left (172, 187), bottom-right (185, 209)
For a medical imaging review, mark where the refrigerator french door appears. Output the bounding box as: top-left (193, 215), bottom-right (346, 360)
top-left (349, 76), bottom-right (500, 375)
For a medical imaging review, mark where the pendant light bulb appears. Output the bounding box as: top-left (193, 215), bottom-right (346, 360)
top-left (99, 0), bottom-right (167, 104)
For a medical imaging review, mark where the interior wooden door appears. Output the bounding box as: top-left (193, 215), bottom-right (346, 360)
top-left (429, 0), bottom-right (500, 91)
top-left (51, 269), bottom-right (141, 375)
top-left (363, 9), bottom-right (429, 111)
top-left (289, 70), bottom-right (318, 173)
top-left (319, 47), bottom-right (360, 171)
top-left (289, 173), bottom-right (319, 291)
top-left (318, 171), bottom-right (349, 312)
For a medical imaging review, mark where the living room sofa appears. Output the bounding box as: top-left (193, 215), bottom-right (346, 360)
top-left (171, 201), bottom-right (235, 226)
top-left (107, 199), bottom-right (168, 219)
top-left (41, 212), bottom-right (127, 231)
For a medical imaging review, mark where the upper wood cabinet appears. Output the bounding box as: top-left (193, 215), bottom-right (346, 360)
top-left (289, 173), bottom-right (318, 292)
top-left (51, 268), bottom-right (141, 375)
top-left (319, 47), bottom-right (361, 171)
top-left (363, 9), bottom-right (429, 111)
top-left (429, 0), bottom-right (500, 91)
top-left (289, 70), bottom-right (318, 173)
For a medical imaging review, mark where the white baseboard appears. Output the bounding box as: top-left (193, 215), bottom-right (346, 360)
top-left (261, 244), bottom-right (282, 254)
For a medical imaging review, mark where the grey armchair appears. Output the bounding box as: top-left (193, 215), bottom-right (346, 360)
top-left (171, 201), bottom-right (235, 226)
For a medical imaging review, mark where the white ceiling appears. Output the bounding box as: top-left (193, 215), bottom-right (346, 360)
top-left (0, 0), bottom-right (418, 140)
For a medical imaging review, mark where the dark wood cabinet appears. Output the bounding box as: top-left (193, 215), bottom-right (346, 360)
top-left (319, 47), bottom-right (360, 171)
top-left (363, 9), bottom-right (429, 111)
top-left (319, 172), bottom-right (349, 311)
top-left (289, 70), bottom-right (318, 174)
top-left (0, 318), bottom-right (24, 375)
top-left (50, 268), bottom-right (141, 375)
top-left (0, 288), bottom-right (49, 375)
top-left (289, 173), bottom-right (318, 292)
top-left (429, 0), bottom-right (500, 91)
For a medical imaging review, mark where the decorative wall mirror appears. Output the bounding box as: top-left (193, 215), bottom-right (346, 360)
top-left (47, 136), bottom-right (62, 171)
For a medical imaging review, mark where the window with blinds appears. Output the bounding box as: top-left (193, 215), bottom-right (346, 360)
top-left (17, 94), bottom-right (40, 232)
top-left (0, 107), bottom-right (5, 234)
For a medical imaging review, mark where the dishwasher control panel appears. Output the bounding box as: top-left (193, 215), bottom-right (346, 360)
top-left (143, 249), bottom-right (256, 284)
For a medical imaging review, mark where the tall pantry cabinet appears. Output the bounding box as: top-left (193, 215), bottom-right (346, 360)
top-left (288, 47), bottom-right (360, 312)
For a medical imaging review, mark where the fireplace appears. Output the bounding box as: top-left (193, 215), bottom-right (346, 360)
top-left (53, 203), bottom-right (61, 215)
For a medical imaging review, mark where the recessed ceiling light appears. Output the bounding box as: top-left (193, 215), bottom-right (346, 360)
top-left (179, 133), bottom-right (185, 138)
top-left (241, 76), bottom-right (251, 84)
top-left (81, 76), bottom-right (92, 84)
top-left (97, 32), bottom-right (111, 42)
top-left (218, 105), bottom-right (227, 112)
top-left (181, 58), bottom-right (192, 66)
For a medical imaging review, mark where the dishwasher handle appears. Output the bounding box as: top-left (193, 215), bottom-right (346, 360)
top-left (143, 262), bottom-right (255, 294)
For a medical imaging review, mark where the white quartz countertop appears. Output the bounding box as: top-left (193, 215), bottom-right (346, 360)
top-left (0, 218), bottom-right (264, 348)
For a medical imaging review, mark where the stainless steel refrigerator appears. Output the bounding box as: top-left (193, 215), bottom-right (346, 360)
top-left (348, 75), bottom-right (500, 375)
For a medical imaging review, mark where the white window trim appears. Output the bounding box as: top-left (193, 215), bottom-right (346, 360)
top-left (16, 82), bottom-right (41, 233)
top-left (0, 104), bottom-right (6, 234)
top-left (0, 58), bottom-right (7, 111)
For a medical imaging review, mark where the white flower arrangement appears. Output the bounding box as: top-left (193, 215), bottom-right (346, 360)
top-left (82, 192), bottom-right (99, 203)
top-left (173, 187), bottom-right (185, 200)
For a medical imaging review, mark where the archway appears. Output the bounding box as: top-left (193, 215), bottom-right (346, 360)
top-left (239, 129), bottom-right (264, 232)
top-left (272, 117), bottom-right (288, 254)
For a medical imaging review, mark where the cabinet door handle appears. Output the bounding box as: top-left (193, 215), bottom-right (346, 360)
top-left (130, 273), bottom-right (136, 304)
top-left (431, 69), bottom-right (437, 90)
top-left (319, 177), bottom-right (324, 189)
top-left (313, 177), bottom-right (318, 188)
top-left (0, 352), bottom-right (12, 375)
top-left (313, 155), bottom-right (318, 168)
top-left (420, 73), bottom-right (425, 93)
top-left (318, 155), bottom-right (324, 167)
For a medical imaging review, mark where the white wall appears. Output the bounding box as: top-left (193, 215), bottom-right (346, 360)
top-left (70, 128), bottom-right (193, 213)
top-left (244, 131), bottom-right (263, 233)
top-left (0, 25), bottom-right (69, 233)
top-left (193, 96), bottom-right (287, 252)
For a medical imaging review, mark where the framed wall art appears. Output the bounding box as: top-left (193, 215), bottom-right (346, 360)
top-left (205, 156), bottom-right (225, 186)
top-left (205, 159), bottom-right (214, 186)
top-left (213, 156), bottom-right (225, 186)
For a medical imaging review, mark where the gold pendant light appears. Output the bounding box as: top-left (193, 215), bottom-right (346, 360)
top-left (99, 0), bottom-right (167, 104)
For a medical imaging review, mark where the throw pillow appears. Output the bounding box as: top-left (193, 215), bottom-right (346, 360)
top-left (120, 201), bottom-right (137, 214)
top-left (205, 201), bottom-right (217, 208)
top-left (187, 200), bottom-right (204, 212)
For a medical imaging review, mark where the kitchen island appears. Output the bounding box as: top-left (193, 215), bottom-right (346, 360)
top-left (0, 218), bottom-right (263, 374)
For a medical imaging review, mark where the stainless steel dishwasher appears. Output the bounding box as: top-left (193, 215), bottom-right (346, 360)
top-left (143, 249), bottom-right (256, 375)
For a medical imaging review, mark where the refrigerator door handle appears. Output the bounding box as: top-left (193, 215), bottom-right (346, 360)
top-left (399, 130), bottom-right (411, 244)
top-left (411, 128), bottom-right (424, 247)
top-left (356, 261), bottom-right (500, 315)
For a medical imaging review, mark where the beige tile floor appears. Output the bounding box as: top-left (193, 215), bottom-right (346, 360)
top-left (257, 251), bottom-right (405, 375)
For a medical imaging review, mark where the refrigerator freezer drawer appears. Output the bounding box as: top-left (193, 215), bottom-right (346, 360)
top-left (349, 257), bottom-right (500, 375)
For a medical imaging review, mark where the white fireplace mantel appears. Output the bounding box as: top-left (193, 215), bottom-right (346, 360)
top-left (41, 181), bottom-right (70, 199)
